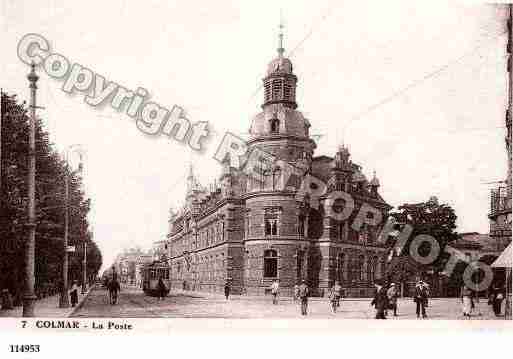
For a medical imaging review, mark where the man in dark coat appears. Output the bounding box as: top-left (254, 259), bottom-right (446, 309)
top-left (492, 285), bottom-right (504, 316)
top-left (371, 280), bottom-right (388, 319)
top-left (387, 283), bottom-right (399, 317)
top-left (70, 280), bottom-right (79, 307)
top-left (298, 280), bottom-right (309, 316)
top-left (157, 277), bottom-right (167, 301)
top-left (414, 281), bottom-right (428, 319)
top-left (224, 281), bottom-right (230, 300)
top-left (108, 277), bottom-right (121, 305)
top-left (1, 289), bottom-right (14, 310)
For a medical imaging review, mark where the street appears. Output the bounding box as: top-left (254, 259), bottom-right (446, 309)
top-left (72, 285), bottom-right (506, 319)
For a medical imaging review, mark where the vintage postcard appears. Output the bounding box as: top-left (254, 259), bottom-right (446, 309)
top-left (0, 0), bottom-right (512, 355)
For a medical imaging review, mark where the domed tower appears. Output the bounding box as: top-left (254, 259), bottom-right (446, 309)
top-left (248, 24), bottom-right (316, 166)
top-left (263, 27), bottom-right (297, 109)
top-left (243, 24), bottom-right (313, 296)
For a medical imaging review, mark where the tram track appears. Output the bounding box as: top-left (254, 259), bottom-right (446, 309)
top-left (123, 293), bottom-right (163, 317)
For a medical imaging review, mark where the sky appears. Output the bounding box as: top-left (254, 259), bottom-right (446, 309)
top-left (1, 1), bottom-right (510, 271)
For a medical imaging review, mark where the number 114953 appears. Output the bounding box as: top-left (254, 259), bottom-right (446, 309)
top-left (9, 345), bottom-right (40, 353)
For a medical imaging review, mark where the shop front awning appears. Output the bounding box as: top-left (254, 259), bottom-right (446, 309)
top-left (492, 243), bottom-right (512, 268)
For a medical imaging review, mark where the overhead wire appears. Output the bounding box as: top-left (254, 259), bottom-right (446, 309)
top-left (341, 27), bottom-right (508, 138)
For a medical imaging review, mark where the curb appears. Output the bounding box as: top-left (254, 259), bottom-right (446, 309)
top-left (175, 290), bottom-right (453, 302)
top-left (67, 285), bottom-right (95, 317)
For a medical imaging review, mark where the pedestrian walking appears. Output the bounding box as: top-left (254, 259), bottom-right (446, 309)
top-left (491, 285), bottom-right (504, 317)
top-left (414, 280), bottom-right (428, 319)
top-left (298, 280), bottom-right (309, 316)
top-left (108, 277), bottom-right (120, 305)
top-left (293, 284), bottom-right (300, 303)
top-left (224, 281), bottom-right (230, 300)
top-left (328, 281), bottom-right (343, 313)
top-left (472, 289), bottom-right (482, 316)
top-left (461, 285), bottom-right (473, 318)
top-left (371, 280), bottom-right (388, 319)
top-left (1, 289), bottom-right (14, 310)
top-left (70, 281), bottom-right (79, 307)
top-left (157, 277), bottom-right (167, 301)
top-left (270, 279), bottom-right (279, 305)
top-left (383, 282), bottom-right (390, 317)
top-left (387, 282), bottom-right (399, 316)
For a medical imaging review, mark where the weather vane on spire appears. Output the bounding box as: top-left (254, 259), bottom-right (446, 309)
top-left (277, 11), bottom-right (285, 57)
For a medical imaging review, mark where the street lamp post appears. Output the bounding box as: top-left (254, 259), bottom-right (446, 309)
top-left (22, 63), bottom-right (39, 317)
top-left (59, 144), bottom-right (85, 308)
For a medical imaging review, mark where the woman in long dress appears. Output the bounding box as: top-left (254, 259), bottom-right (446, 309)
top-left (461, 285), bottom-right (472, 319)
top-left (70, 281), bottom-right (79, 307)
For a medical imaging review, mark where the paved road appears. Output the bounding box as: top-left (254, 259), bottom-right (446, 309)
top-left (72, 286), bottom-right (507, 319)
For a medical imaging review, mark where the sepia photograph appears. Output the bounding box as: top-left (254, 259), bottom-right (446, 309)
top-left (1, 2), bottom-right (512, 350)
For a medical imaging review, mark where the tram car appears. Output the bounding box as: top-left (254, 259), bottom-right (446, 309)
top-left (142, 261), bottom-right (171, 296)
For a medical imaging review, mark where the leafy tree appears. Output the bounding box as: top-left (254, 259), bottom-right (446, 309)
top-left (1, 91), bottom-right (102, 304)
top-left (384, 196), bottom-right (459, 292)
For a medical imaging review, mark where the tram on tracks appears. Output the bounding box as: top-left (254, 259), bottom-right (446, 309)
top-left (141, 260), bottom-right (171, 296)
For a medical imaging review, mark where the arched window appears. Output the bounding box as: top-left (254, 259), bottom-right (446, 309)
top-left (270, 118), bottom-right (280, 134)
top-left (264, 81), bottom-right (272, 102)
top-left (245, 216), bottom-right (250, 240)
top-left (272, 80), bottom-right (281, 100)
top-left (264, 249), bottom-right (278, 278)
top-left (262, 169), bottom-right (271, 190)
top-left (265, 219), bottom-right (272, 235)
top-left (337, 253), bottom-right (345, 282)
top-left (378, 258), bottom-right (385, 279)
top-left (298, 216), bottom-right (305, 237)
top-left (347, 258), bottom-right (355, 283)
top-left (368, 256), bottom-right (378, 282)
top-left (357, 255), bottom-right (365, 281)
top-left (264, 209), bottom-right (279, 236)
top-left (296, 250), bottom-right (304, 280)
top-left (272, 166), bottom-right (281, 190)
top-left (358, 224), bottom-right (368, 244)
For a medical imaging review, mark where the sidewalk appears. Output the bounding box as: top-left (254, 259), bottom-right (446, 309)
top-left (0, 286), bottom-right (94, 318)
top-left (172, 288), bottom-right (411, 302)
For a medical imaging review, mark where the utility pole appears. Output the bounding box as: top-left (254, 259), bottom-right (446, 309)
top-left (59, 164), bottom-right (70, 308)
top-left (23, 63), bottom-right (38, 317)
top-left (82, 240), bottom-right (87, 294)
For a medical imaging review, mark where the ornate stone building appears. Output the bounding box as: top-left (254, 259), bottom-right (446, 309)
top-left (167, 31), bottom-right (392, 297)
top-left (489, 6), bottom-right (512, 251)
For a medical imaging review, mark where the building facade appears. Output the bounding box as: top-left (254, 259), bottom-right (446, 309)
top-left (112, 247), bottom-right (152, 285)
top-left (489, 6), bottom-right (512, 251)
top-left (167, 32), bottom-right (392, 297)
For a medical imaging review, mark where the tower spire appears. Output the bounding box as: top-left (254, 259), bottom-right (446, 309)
top-left (187, 162), bottom-right (193, 179)
top-left (277, 14), bottom-right (285, 57)
top-left (186, 162), bottom-right (196, 194)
